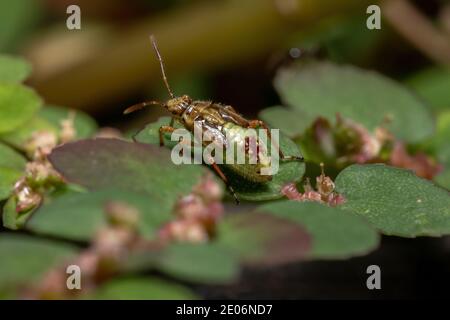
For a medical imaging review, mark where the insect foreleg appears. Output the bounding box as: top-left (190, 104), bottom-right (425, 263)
top-left (247, 120), bottom-right (304, 162)
top-left (159, 125), bottom-right (176, 146)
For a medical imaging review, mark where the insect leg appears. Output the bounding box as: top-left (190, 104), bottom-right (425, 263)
top-left (248, 120), bottom-right (304, 161)
top-left (159, 125), bottom-right (175, 147)
top-left (210, 162), bottom-right (239, 204)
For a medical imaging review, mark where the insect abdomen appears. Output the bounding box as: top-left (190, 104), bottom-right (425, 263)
top-left (221, 123), bottom-right (272, 183)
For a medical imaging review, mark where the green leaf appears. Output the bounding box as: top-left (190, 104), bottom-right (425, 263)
top-left (153, 243), bottom-right (239, 284)
top-left (0, 169), bottom-right (21, 201)
top-left (217, 212), bottom-right (311, 265)
top-left (259, 201), bottom-right (379, 259)
top-left (0, 116), bottom-right (55, 149)
top-left (40, 105), bottom-right (98, 139)
top-left (275, 61), bottom-right (434, 143)
top-left (0, 55), bottom-right (31, 83)
top-left (258, 106), bottom-right (313, 138)
top-left (406, 67), bottom-right (450, 112)
top-left (2, 196), bottom-right (35, 230)
top-left (433, 111), bottom-right (450, 189)
top-left (0, 105), bottom-right (97, 149)
top-left (133, 116), bottom-right (181, 145)
top-left (0, 0), bottom-right (42, 51)
top-left (0, 83), bottom-right (42, 134)
top-left (48, 138), bottom-right (207, 212)
top-left (133, 117), bottom-right (305, 202)
top-left (27, 189), bottom-right (172, 241)
top-left (0, 143), bottom-right (26, 200)
top-left (90, 277), bottom-right (197, 300)
top-left (335, 164), bottom-right (450, 237)
top-left (0, 234), bottom-right (78, 291)
top-left (0, 143), bottom-right (26, 170)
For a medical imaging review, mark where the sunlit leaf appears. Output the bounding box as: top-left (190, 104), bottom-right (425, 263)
top-left (40, 105), bottom-right (97, 139)
top-left (0, 105), bottom-right (97, 149)
top-left (0, 55), bottom-right (31, 83)
top-left (0, 143), bottom-right (25, 200)
top-left (0, 83), bottom-right (42, 134)
top-left (0, 142), bottom-right (26, 171)
top-left (2, 196), bottom-right (35, 230)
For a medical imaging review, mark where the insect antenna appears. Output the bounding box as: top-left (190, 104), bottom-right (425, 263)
top-left (123, 100), bottom-right (162, 114)
top-left (150, 35), bottom-right (175, 99)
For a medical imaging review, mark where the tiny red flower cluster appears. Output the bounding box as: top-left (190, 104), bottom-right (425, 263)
top-left (281, 163), bottom-right (345, 207)
top-left (158, 173), bottom-right (224, 243)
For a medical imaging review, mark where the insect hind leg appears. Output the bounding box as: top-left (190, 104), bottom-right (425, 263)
top-left (210, 162), bottom-right (239, 204)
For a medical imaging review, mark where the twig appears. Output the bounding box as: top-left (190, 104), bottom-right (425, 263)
top-left (29, 0), bottom-right (374, 113)
top-left (382, 0), bottom-right (450, 65)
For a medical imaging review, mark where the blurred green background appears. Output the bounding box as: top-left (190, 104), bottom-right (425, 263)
top-left (2, 0), bottom-right (449, 133)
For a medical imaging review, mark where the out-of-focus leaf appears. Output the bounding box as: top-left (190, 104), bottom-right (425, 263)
top-left (406, 67), bottom-right (450, 112)
top-left (217, 212), bottom-right (311, 266)
top-left (2, 196), bottom-right (34, 230)
top-left (275, 61), bottom-right (434, 143)
top-left (0, 169), bottom-right (21, 201)
top-left (40, 105), bottom-right (98, 139)
top-left (260, 201), bottom-right (379, 259)
top-left (294, 14), bottom-right (384, 64)
top-left (0, 83), bottom-right (42, 134)
top-left (0, 143), bottom-right (25, 200)
top-left (258, 106), bottom-right (312, 138)
top-left (27, 189), bottom-right (172, 241)
top-left (135, 117), bottom-right (305, 202)
top-left (153, 243), bottom-right (239, 284)
top-left (0, 0), bottom-right (42, 51)
top-left (0, 105), bottom-right (97, 149)
top-left (48, 138), bottom-right (206, 211)
top-left (0, 142), bottom-right (26, 171)
top-left (432, 111), bottom-right (450, 189)
top-left (0, 55), bottom-right (31, 83)
top-left (0, 234), bottom-right (78, 292)
top-left (133, 116), bottom-right (182, 146)
top-left (90, 277), bottom-right (197, 300)
top-left (0, 116), bottom-right (55, 149)
top-left (336, 164), bottom-right (450, 237)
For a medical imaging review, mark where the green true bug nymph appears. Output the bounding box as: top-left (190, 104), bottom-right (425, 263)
top-left (124, 35), bottom-right (304, 203)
